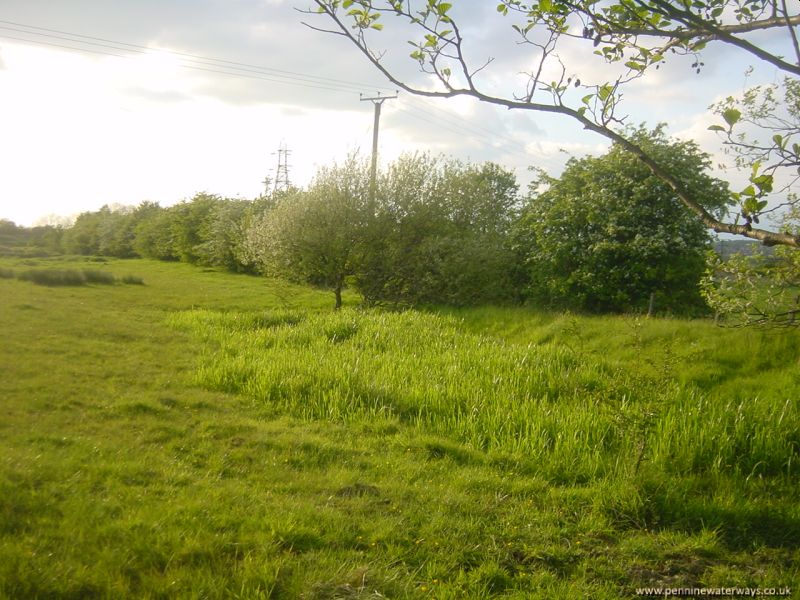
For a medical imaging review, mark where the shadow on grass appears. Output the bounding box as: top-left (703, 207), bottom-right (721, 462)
top-left (605, 479), bottom-right (800, 550)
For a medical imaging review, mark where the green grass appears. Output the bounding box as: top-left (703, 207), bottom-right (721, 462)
top-left (0, 256), bottom-right (797, 598)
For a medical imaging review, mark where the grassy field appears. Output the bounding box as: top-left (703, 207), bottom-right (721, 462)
top-left (0, 256), bottom-right (797, 598)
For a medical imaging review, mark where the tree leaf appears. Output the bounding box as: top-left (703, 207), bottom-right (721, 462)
top-left (722, 108), bottom-right (741, 127)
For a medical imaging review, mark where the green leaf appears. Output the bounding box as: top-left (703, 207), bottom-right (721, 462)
top-left (722, 108), bottom-right (741, 127)
top-left (371, 22), bottom-right (384, 30)
top-left (742, 197), bottom-right (759, 213)
top-left (624, 60), bottom-right (644, 72)
top-left (707, 125), bottom-right (726, 132)
top-left (437, 2), bottom-right (452, 15)
top-left (497, 3), bottom-right (509, 15)
top-left (598, 84), bottom-right (613, 102)
top-left (752, 174), bottom-right (773, 193)
top-left (772, 134), bottom-right (784, 148)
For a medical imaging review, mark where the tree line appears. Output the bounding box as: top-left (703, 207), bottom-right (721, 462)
top-left (3, 128), bottom-right (766, 315)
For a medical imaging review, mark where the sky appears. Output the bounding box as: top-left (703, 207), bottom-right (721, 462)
top-left (0, 0), bottom-right (790, 226)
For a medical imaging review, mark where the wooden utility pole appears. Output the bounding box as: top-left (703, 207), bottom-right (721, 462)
top-left (360, 92), bottom-right (397, 200)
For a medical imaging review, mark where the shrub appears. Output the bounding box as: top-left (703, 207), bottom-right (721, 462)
top-left (0, 268), bottom-right (14, 279)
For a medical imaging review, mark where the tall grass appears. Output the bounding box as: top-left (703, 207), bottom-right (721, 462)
top-left (17, 268), bottom-right (116, 286)
top-left (169, 308), bottom-right (798, 482)
top-left (2, 257), bottom-right (796, 597)
top-left (14, 268), bottom-right (144, 286)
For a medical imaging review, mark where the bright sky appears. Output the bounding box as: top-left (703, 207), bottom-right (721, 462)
top-left (0, 0), bottom-right (788, 226)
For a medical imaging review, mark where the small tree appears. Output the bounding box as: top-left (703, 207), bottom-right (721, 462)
top-left (515, 127), bottom-right (729, 313)
top-left (133, 204), bottom-right (180, 261)
top-left (169, 193), bottom-right (220, 264)
top-left (242, 158), bottom-right (371, 309)
top-left (192, 199), bottom-right (252, 271)
top-left (62, 209), bottom-right (104, 255)
top-left (357, 154), bottom-right (520, 306)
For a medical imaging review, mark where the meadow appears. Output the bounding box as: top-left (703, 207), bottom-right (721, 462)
top-left (0, 256), bottom-right (797, 598)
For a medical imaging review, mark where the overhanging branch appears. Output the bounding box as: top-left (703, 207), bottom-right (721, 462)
top-left (307, 0), bottom-right (800, 249)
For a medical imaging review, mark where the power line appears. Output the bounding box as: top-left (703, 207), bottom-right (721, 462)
top-left (406, 98), bottom-right (574, 170)
top-left (0, 18), bottom-right (568, 171)
top-left (0, 20), bottom-right (395, 94)
top-left (0, 32), bottom-right (369, 94)
top-left (404, 96), bottom-right (531, 151)
top-left (400, 98), bottom-right (569, 173)
top-left (392, 103), bottom-right (562, 170)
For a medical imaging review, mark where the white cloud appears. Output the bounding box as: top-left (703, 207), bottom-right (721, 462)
top-left (0, 1), bottom-right (795, 227)
top-left (0, 41), bottom-right (376, 224)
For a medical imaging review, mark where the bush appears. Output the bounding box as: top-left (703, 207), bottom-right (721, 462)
top-left (121, 275), bottom-right (145, 285)
top-left (0, 268), bottom-right (14, 279)
top-left (514, 127), bottom-right (729, 314)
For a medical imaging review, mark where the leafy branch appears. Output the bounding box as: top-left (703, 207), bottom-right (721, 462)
top-left (306, 0), bottom-right (800, 248)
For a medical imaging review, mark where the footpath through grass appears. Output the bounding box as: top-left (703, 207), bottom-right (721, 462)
top-left (0, 256), bottom-right (798, 598)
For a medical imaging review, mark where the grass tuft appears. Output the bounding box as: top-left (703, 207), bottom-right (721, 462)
top-left (16, 268), bottom-right (119, 286)
top-left (18, 268), bottom-right (88, 286)
top-left (121, 274), bottom-right (145, 285)
top-left (82, 269), bottom-right (116, 284)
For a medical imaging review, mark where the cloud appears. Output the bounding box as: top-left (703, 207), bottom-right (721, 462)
top-left (0, 0), bottom-right (393, 110)
top-left (120, 87), bottom-right (193, 105)
top-left (1, 1), bottom-right (793, 226)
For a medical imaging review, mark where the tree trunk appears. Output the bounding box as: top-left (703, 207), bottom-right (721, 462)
top-left (647, 292), bottom-right (656, 318)
top-left (334, 285), bottom-right (342, 310)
